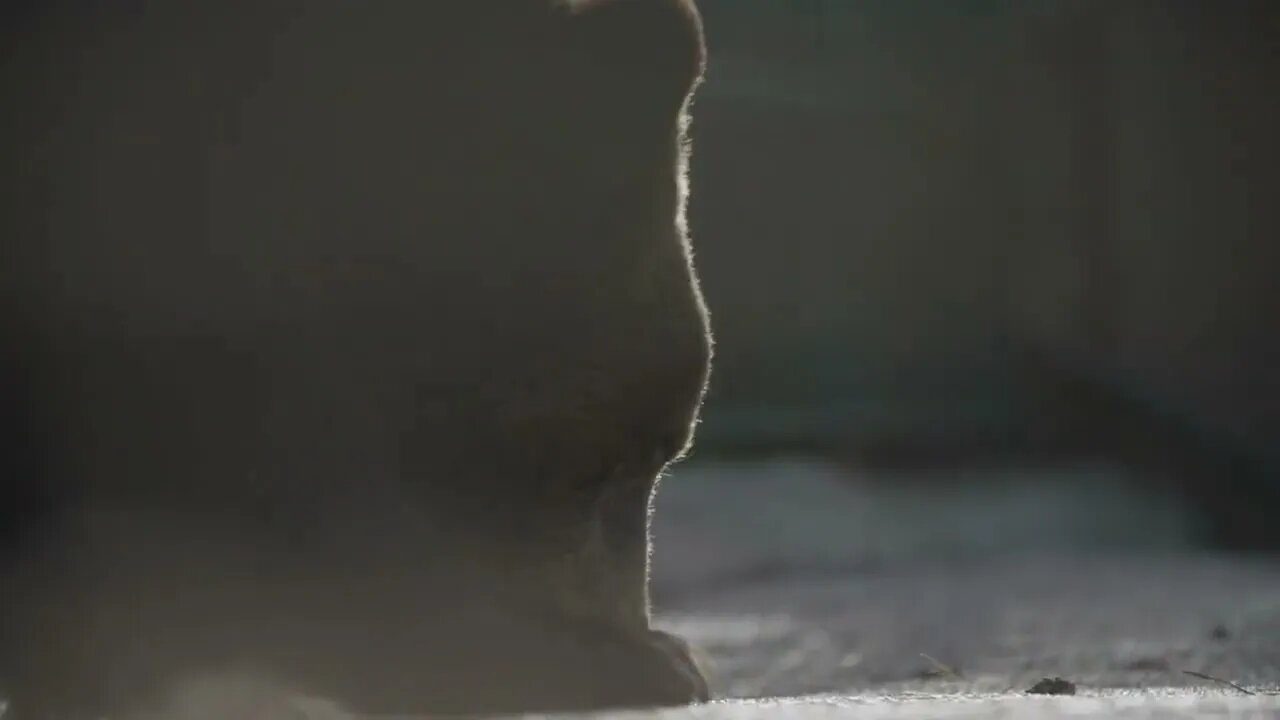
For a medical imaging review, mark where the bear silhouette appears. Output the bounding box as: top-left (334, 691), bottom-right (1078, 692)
top-left (0, 1), bottom-right (712, 716)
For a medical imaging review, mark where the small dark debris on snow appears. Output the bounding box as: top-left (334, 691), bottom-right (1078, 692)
top-left (1027, 677), bottom-right (1077, 695)
top-left (1210, 624), bottom-right (1231, 641)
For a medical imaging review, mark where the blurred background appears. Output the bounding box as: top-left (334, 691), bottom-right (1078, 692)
top-left (662, 0), bottom-right (1278, 552)
top-left (646, 1), bottom-right (1280, 697)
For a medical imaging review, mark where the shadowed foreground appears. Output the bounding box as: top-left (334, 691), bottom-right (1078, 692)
top-left (0, 1), bottom-right (710, 715)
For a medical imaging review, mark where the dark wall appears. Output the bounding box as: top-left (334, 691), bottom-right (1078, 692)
top-left (686, 1), bottom-right (1279, 481)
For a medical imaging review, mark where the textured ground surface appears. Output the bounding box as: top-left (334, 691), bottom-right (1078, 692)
top-left (593, 692), bottom-right (1280, 719)
top-left (637, 459), bottom-right (1280, 718)
top-left (651, 460), bottom-right (1280, 696)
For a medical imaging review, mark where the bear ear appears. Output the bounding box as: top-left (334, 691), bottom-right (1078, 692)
top-left (559, 0), bottom-right (706, 114)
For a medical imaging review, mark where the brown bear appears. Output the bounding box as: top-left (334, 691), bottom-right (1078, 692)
top-left (0, 0), bottom-right (712, 716)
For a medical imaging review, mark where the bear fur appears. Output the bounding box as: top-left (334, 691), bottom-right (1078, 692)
top-left (0, 1), bottom-right (712, 716)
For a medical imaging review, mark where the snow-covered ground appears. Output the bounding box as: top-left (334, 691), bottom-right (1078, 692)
top-left (638, 459), bottom-right (1280, 717)
top-left (595, 691), bottom-right (1280, 719)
